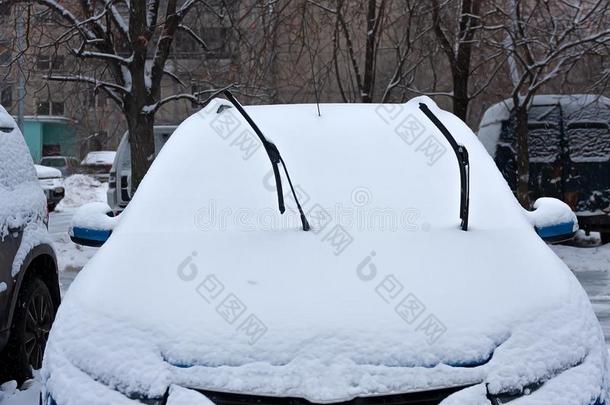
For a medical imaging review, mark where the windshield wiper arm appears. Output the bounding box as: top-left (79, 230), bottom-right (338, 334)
top-left (221, 91), bottom-right (310, 231)
top-left (418, 103), bottom-right (470, 231)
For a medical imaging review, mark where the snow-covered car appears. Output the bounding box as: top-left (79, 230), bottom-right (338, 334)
top-left (44, 94), bottom-right (607, 405)
top-left (478, 94), bottom-right (610, 243)
top-left (39, 156), bottom-right (80, 178)
top-left (80, 151), bottom-right (116, 182)
top-left (34, 165), bottom-right (65, 212)
top-left (0, 105), bottom-right (60, 384)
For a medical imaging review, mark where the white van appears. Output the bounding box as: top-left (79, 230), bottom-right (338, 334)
top-left (107, 126), bottom-right (177, 213)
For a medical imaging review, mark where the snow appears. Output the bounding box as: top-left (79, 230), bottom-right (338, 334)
top-left (552, 243), bottom-right (610, 273)
top-left (0, 106), bottom-right (46, 237)
top-left (166, 385), bottom-right (215, 405)
top-left (35, 164), bottom-right (62, 179)
top-left (0, 375), bottom-right (42, 405)
top-left (11, 221), bottom-right (53, 277)
top-left (42, 98), bottom-right (609, 404)
top-left (81, 151), bottom-right (116, 166)
top-left (69, 202), bottom-right (117, 231)
top-left (56, 175), bottom-right (108, 212)
top-left (0, 281), bottom-right (6, 292)
top-left (523, 197), bottom-right (578, 229)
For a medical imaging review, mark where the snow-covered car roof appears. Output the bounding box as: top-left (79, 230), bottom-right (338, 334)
top-left (35, 164), bottom-right (63, 179)
top-left (478, 94), bottom-right (610, 158)
top-left (81, 151), bottom-right (116, 166)
top-left (0, 105), bottom-right (46, 238)
top-left (45, 98), bottom-right (606, 404)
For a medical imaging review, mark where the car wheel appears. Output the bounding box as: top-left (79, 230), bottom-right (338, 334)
top-left (47, 203), bottom-right (56, 213)
top-left (0, 277), bottom-right (55, 383)
top-left (601, 233), bottom-right (610, 245)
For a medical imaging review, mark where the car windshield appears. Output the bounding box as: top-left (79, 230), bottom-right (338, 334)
top-left (117, 100), bottom-right (525, 236)
top-left (40, 157), bottom-right (66, 167)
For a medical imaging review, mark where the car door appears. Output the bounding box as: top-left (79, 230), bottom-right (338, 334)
top-left (0, 226), bottom-right (23, 334)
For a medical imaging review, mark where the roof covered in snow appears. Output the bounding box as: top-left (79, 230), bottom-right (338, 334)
top-left (478, 94), bottom-right (610, 160)
top-left (81, 151), bottom-right (116, 166)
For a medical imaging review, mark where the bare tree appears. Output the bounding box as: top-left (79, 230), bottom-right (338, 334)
top-left (487, 0), bottom-right (610, 206)
top-left (0, 0), bottom-right (236, 190)
top-left (431, 0), bottom-right (481, 120)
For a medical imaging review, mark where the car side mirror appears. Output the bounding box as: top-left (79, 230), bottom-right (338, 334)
top-left (525, 198), bottom-right (578, 243)
top-left (69, 202), bottom-right (118, 247)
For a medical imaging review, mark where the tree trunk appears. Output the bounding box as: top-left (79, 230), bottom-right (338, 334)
top-left (515, 105), bottom-right (530, 208)
top-left (452, 65), bottom-right (469, 121)
top-left (361, 0), bottom-right (377, 103)
top-left (128, 113), bottom-right (155, 193)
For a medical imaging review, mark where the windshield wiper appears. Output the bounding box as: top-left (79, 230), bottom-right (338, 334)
top-left (220, 91), bottom-right (310, 231)
top-left (418, 103), bottom-right (470, 231)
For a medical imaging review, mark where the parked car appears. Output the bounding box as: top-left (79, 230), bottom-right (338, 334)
top-left (39, 156), bottom-right (80, 177)
top-left (478, 94), bottom-right (610, 243)
top-left (34, 165), bottom-right (65, 212)
top-left (44, 94), bottom-right (607, 404)
top-left (80, 151), bottom-right (116, 182)
top-left (0, 105), bottom-right (60, 384)
top-left (107, 126), bottom-right (177, 213)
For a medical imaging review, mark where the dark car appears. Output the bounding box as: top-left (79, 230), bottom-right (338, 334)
top-left (80, 151), bottom-right (116, 182)
top-left (479, 94), bottom-right (610, 243)
top-left (0, 105), bottom-right (60, 384)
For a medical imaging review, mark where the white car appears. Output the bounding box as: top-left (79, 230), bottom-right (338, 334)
top-left (44, 93), bottom-right (607, 405)
top-left (34, 165), bottom-right (65, 212)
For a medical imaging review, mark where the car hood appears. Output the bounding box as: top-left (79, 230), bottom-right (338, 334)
top-left (44, 228), bottom-right (606, 403)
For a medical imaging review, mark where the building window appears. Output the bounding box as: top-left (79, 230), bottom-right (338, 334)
top-left (0, 41), bottom-right (11, 65)
top-left (36, 54), bottom-right (64, 70)
top-left (0, 3), bottom-right (10, 16)
top-left (36, 55), bottom-right (50, 70)
top-left (1, 85), bottom-right (12, 107)
top-left (37, 101), bottom-right (64, 116)
top-left (173, 27), bottom-right (230, 59)
top-left (52, 101), bottom-right (64, 115)
top-left (203, 27), bottom-right (230, 59)
top-left (37, 101), bottom-right (50, 115)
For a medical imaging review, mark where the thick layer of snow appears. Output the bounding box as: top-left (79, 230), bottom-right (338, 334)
top-left (70, 202), bottom-right (117, 231)
top-left (0, 106), bottom-right (46, 239)
top-left (43, 99), bottom-right (609, 404)
top-left (81, 151), bottom-right (116, 166)
top-left (56, 175), bottom-right (108, 212)
top-left (35, 164), bottom-right (62, 179)
top-left (523, 197), bottom-right (578, 229)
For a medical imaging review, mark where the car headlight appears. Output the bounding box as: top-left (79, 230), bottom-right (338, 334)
top-left (489, 382), bottom-right (542, 404)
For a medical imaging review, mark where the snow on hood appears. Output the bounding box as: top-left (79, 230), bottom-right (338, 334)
top-left (44, 98), bottom-right (608, 403)
top-left (35, 164), bottom-right (63, 179)
top-left (0, 105), bottom-right (46, 238)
